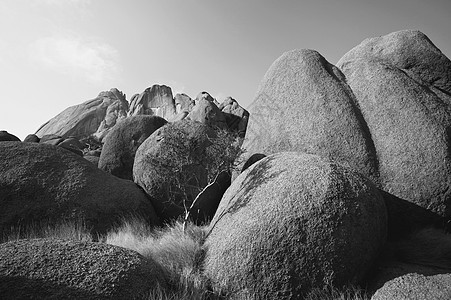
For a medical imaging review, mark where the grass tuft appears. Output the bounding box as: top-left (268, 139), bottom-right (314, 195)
top-left (2, 217), bottom-right (374, 299)
top-left (1, 218), bottom-right (93, 243)
top-left (106, 218), bottom-right (213, 299)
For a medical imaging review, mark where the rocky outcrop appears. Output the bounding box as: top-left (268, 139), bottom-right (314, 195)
top-left (218, 96), bottom-right (250, 138)
top-left (0, 142), bottom-right (159, 235)
top-left (0, 238), bottom-right (166, 299)
top-left (128, 85), bottom-right (176, 120)
top-left (204, 152), bottom-right (387, 299)
top-left (174, 93), bottom-right (195, 114)
top-left (337, 30), bottom-right (451, 217)
top-left (0, 130), bottom-right (20, 142)
top-left (35, 88), bottom-right (128, 141)
top-left (133, 120), bottom-right (215, 221)
top-left (98, 115), bottom-right (167, 180)
top-left (186, 98), bottom-right (228, 129)
top-left (92, 92), bottom-right (129, 140)
top-left (195, 91), bottom-right (216, 104)
top-left (244, 30), bottom-right (451, 218)
top-left (243, 49), bottom-right (378, 183)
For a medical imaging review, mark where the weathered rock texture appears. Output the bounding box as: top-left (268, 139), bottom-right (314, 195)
top-left (133, 120), bottom-right (215, 221)
top-left (174, 93), bottom-right (195, 114)
top-left (244, 30), bottom-right (451, 218)
top-left (36, 88), bottom-right (128, 140)
top-left (205, 152), bottom-right (387, 299)
top-left (243, 49), bottom-right (378, 183)
top-left (0, 239), bottom-right (166, 299)
top-left (371, 273), bottom-right (451, 300)
top-left (128, 85), bottom-right (176, 120)
top-left (99, 115), bottom-right (167, 180)
top-left (337, 30), bottom-right (451, 217)
top-left (0, 142), bottom-right (159, 235)
top-left (218, 96), bottom-right (250, 138)
top-left (186, 98), bottom-right (228, 129)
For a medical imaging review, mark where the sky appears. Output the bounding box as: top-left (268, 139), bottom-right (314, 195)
top-left (0, 0), bottom-right (450, 140)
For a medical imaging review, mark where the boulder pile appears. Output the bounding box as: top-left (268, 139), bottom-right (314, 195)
top-left (1, 30), bottom-right (451, 298)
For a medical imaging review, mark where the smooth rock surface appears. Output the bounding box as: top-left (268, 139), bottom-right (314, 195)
top-left (243, 49), bottom-right (378, 183)
top-left (36, 88), bottom-right (128, 140)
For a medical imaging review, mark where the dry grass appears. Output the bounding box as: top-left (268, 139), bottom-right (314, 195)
top-left (305, 285), bottom-right (369, 300)
top-left (2, 217), bottom-right (372, 299)
top-left (105, 218), bottom-right (215, 300)
top-left (1, 218), bottom-right (93, 243)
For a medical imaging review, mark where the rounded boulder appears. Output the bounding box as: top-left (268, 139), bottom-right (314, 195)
top-left (0, 238), bottom-right (166, 299)
top-left (371, 273), bottom-right (451, 300)
top-left (0, 142), bottom-right (159, 235)
top-left (99, 115), bottom-right (167, 180)
top-left (204, 152), bottom-right (387, 299)
top-left (133, 120), bottom-right (215, 221)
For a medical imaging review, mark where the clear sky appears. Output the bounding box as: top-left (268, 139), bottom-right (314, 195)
top-left (1, 0), bottom-right (450, 139)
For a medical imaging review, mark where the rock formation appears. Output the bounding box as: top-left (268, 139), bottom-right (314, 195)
top-left (218, 96), bottom-right (250, 138)
top-left (174, 93), bottom-right (195, 114)
top-left (0, 142), bottom-right (159, 235)
top-left (0, 130), bottom-right (20, 142)
top-left (205, 152), bottom-right (387, 299)
top-left (372, 273), bottom-right (451, 300)
top-left (0, 238), bottom-right (166, 299)
top-left (35, 88), bottom-right (128, 141)
top-left (337, 30), bottom-right (451, 217)
top-left (243, 49), bottom-right (377, 183)
top-left (128, 85), bottom-right (176, 120)
top-left (133, 120), bottom-right (215, 221)
top-left (186, 97), bottom-right (228, 129)
top-left (244, 30), bottom-right (451, 218)
top-left (98, 115), bottom-right (167, 180)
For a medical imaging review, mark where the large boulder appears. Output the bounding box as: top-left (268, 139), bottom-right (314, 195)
top-left (128, 85), bottom-right (176, 120)
top-left (98, 115), bottom-right (167, 180)
top-left (243, 49), bottom-right (378, 184)
top-left (0, 130), bottom-right (20, 142)
top-left (186, 98), bottom-right (227, 129)
top-left (371, 273), bottom-right (451, 300)
top-left (35, 88), bottom-right (128, 140)
top-left (337, 30), bottom-right (451, 217)
top-left (204, 152), bottom-right (387, 299)
top-left (133, 120), bottom-right (216, 221)
top-left (0, 142), bottom-right (159, 235)
top-left (218, 96), bottom-right (250, 138)
top-left (0, 238), bottom-right (166, 299)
